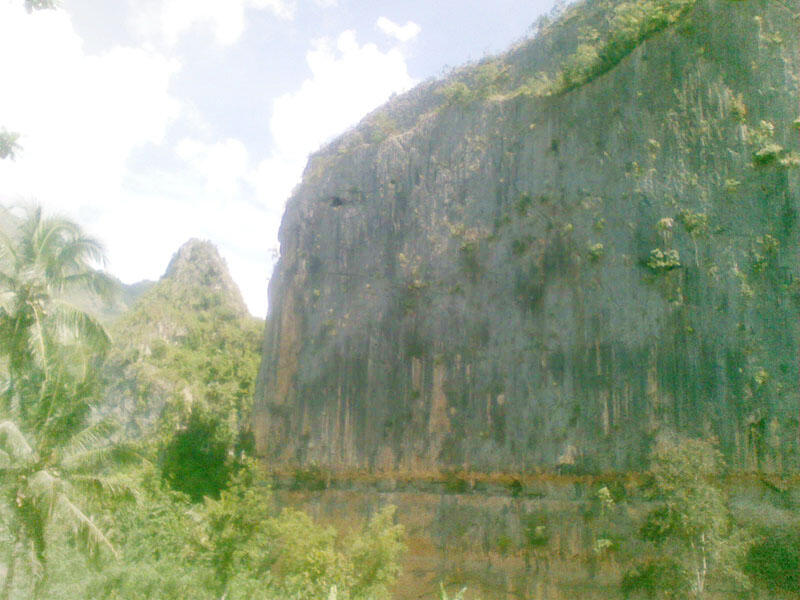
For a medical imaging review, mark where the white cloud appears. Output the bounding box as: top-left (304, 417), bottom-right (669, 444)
top-left (0, 2), bottom-right (418, 318)
top-left (251, 29), bottom-right (416, 284)
top-left (376, 16), bottom-right (421, 43)
top-left (0, 2), bottom-right (180, 217)
top-left (176, 137), bottom-right (250, 198)
top-left (135, 0), bottom-right (295, 46)
top-left (314, 0), bottom-right (339, 7)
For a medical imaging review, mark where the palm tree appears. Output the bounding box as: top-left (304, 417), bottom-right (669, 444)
top-left (0, 205), bottom-right (113, 420)
top-left (0, 405), bottom-right (124, 599)
top-left (0, 204), bottom-right (128, 598)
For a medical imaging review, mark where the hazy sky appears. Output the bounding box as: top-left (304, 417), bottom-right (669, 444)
top-left (0, 0), bottom-right (558, 316)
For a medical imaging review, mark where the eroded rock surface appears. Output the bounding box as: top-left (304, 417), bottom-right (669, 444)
top-left (255, 0), bottom-right (800, 474)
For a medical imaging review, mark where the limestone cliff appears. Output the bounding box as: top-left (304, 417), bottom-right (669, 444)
top-left (255, 0), bottom-right (800, 474)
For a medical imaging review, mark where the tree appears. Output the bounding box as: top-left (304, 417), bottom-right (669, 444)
top-left (160, 408), bottom-right (233, 503)
top-left (0, 204), bottom-right (126, 599)
top-left (623, 436), bottom-right (749, 599)
top-left (0, 131), bottom-right (20, 160)
top-left (0, 205), bottom-right (112, 395)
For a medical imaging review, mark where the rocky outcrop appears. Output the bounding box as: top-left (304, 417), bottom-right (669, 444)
top-left (162, 238), bottom-right (249, 317)
top-left (104, 239), bottom-right (261, 438)
top-left (255, 0), bottom-right (800, 474)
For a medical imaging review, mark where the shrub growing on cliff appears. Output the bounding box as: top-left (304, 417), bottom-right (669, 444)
top-left (533, 0), bottom-right (699, 96)
top-left (646, 248), bottom-right (680, 273)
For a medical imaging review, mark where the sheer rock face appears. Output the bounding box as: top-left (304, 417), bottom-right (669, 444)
top-left (255, 0), bottom-right (800, 474)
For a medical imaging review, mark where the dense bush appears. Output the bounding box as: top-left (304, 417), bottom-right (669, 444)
top-left (745, 530), bottom-right (800, 594)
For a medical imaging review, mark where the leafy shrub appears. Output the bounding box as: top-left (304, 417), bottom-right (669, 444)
top-left (588, 242), bottom-right (605, 262)
top-left (347, 506), bottom-right (405, 599)
top-left (160, 409), bottom-right (234, 502)
top-left (745, 530), bottom-right (800, 593)
top-left (368, 113), bottom-right (398, 144)
top-left (753, 143), bottom-right (785, 166)
top-left (438, 60), bottom-right (509, 107)
top-left (646, 248), bottom-right (680, 273)
top-left (621, 557), bottom-right (690, 599)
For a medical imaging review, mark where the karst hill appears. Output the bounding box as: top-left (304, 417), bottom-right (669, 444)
top-left (255, 0), bottom-right (800, 475)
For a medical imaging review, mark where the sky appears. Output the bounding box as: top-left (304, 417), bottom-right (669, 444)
top-left (0, 0), bottom-right (558, 317)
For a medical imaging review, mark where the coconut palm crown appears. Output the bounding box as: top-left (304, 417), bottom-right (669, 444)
top-left (0, 204), bottom-right (128, 599)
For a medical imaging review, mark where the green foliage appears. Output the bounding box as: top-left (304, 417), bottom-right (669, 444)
top-left (0, 205), bottom-right (130, 599)
top-left (0, 205), bottom-right (113, 385)
top-left (750, 234), bottom-right (779, 274)
top-left (438, 60), bottom-right (509, 108)
top-left (202, 469), bottom-right (273, 596)
top-left (35, 458), bottom-right (405, 600)
top-left (646, 248), bottom-right (680, 273)
top-left (560, 42), bottom-right (602, 89)
top-left (367, 113), bottom-right (398, 144)
top-left (107, 264), bottom-right (263, 497)
top-left (159, 409), bottom-right (233, 502)
top-left (439, 81), bottom-right (474, 106)
top-left (728, 94), bottom-right (747, 123)
top-left (745, 119), bottom-right (799, 168)
top-left (523, 511), bottom-right (550, 550)
top-left (346, 506), bottom-right (405, 600)
top-left (624, 437), bottom-right (749, 598)
top-left (514, 193), bottom-right (533, 216)
top-left (621, 557), bottom-right (691, 599)
top-left (203, 478), bottom-right (404, 600)
top-left (515, 72), bottom-right (554, 98)
top-left (676, 210), bottom-right (707, 237)
top-left (81, 471), bottom-right (208, 600)
top-left (0, 131), bottom-right (20, 160)
top-left (744, 529), bottom-right (800, 593)
top-left (588, 242), bottom-right (606, 262)
top-left (752, 143), bottom-right (785, 166)
top-left (530, 0), bottom-right (698, 96)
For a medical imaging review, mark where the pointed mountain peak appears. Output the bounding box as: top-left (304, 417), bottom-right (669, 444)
top-left (163, 238), bottom-right (249, 316)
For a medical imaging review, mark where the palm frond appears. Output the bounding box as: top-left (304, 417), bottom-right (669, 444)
top-left (49, 300), bottom-right (110, 352)
top-left (0, 212), bottom-right (19, 263)
top-left (0, 287), bottom-right (15, 315)
top-left (61, 441), bottom-right (145, 473)
top-left (59, 417), bottom-right (118, 459)
top-left (26, 470), bottom-right (64, 516)
top-left (24, 300), bottom-right (49, 373)
top-left (55, 234), bottom-right (106, 273)
top-left (0, 420), bottom-right (34, 463)
top-left (63, 270), bottom-right (117, 302)
top-left (55, 494), bottom-right (117, 558)
top-left (69, 473), bottom-right (139, 504)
